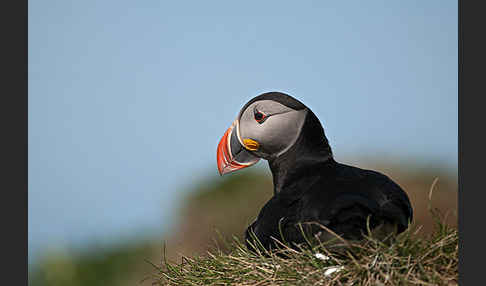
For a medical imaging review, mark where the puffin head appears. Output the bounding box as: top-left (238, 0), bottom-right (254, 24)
top-left (217, 92), bottom-right (312, 175)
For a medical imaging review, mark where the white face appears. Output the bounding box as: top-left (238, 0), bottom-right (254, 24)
top-left (237, 100), bottom-right (308, 158)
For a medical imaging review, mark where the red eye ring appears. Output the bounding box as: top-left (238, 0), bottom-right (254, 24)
top-left (254, 111), bottom-right (266, 123)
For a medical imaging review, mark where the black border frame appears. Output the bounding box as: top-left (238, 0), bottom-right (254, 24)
top-left (458, 0), bottom-right (484, 284)
top-left (2, 0), bottom-right (28, 284)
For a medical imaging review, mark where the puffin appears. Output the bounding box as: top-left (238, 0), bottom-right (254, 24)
top-left (216, 92), bottom-right (413, 251)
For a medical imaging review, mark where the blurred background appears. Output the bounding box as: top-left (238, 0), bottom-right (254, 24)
top-left (28, 1), bottom-right (457, 285)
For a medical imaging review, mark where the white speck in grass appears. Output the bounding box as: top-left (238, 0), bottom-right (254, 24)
top-left (324, 266), bottom-right (344, 276)
top-left (314, 253), bottom-right (330, 261)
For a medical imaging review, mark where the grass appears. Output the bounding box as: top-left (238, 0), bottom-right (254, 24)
top-left (148, 179), bottom-right (457, 286)
top-left (148, 208), bottom-right (457, 286)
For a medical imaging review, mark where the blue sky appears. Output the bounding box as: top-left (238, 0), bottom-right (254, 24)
top-left (28, 1), bottom-right (457, 264)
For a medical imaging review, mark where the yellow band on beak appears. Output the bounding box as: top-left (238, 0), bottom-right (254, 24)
top-left (243, 138), bottom-right (260, 151)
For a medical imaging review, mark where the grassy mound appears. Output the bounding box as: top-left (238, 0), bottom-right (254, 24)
top-left (150, 208), bottom-right (457, 286)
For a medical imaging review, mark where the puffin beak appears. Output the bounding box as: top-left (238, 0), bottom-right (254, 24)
top-left (217, 120), bottom-right (260, 176)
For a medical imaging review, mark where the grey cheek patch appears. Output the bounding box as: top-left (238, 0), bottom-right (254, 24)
top-left (238, 100), bottom-right (307, 157)
top-left (274, 109), bottom-right (308, 156)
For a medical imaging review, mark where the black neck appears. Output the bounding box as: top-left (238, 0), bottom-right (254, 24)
top-left (267, 110), bottom-right (335, 196)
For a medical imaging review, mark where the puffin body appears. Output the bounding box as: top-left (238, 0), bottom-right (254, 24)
top-left (216, 92), bottom-right (413, 251)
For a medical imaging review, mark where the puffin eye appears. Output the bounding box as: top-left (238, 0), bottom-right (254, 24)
top-left (254, 111), bottom-right (267, 124)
